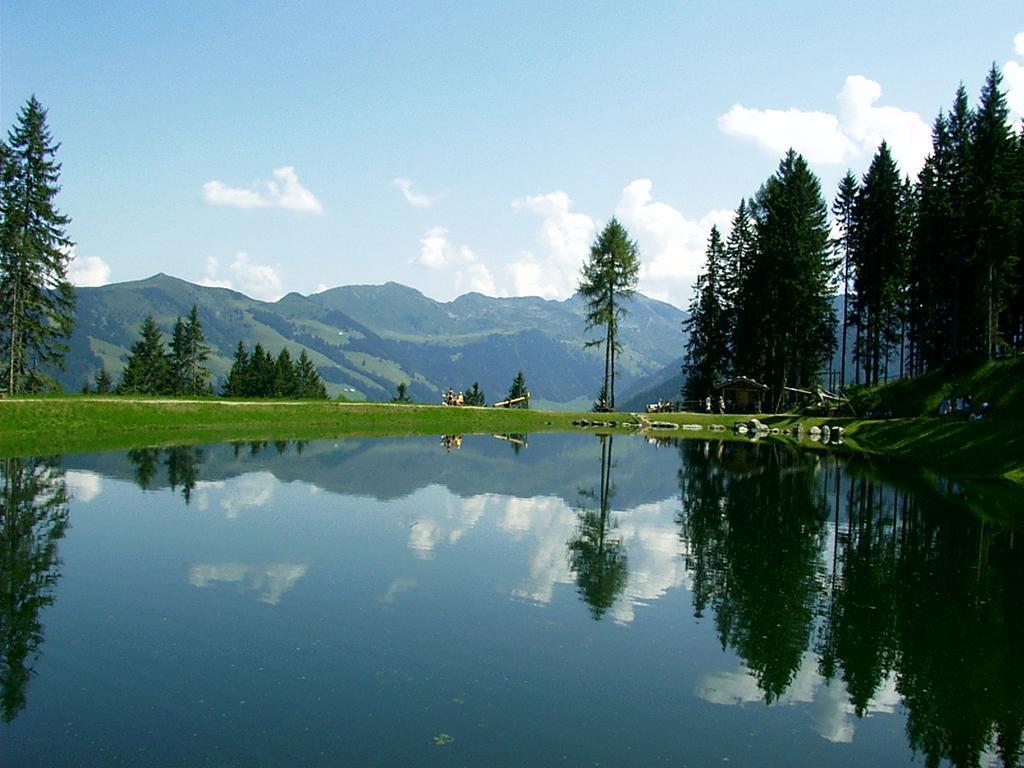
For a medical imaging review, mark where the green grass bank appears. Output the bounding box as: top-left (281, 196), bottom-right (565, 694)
top-left (1, 356), bottom-right (1022, 484)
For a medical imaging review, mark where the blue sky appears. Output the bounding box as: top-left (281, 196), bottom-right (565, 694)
top-left (3, 1), bottom-right (1022, 309)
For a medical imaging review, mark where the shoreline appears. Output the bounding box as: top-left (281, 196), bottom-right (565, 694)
top-left (1, 396), bottom-right (1021, 485)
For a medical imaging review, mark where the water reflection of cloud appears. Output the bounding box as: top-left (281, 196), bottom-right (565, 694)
top-left (502, 496), bottom-right (576, 604)
top-left (219, 473), bottom-right (275, 519)
top-left (379, 578), bottom-right (417, 604)
top-left (407, 487), bottom-right (489, 559)
top-left (698, 654), bottom-right (902, 744)
top-left (404, 486), bottom-right (694, 623)
top-left (610, 502), bottom-right (691, 624)
top-left (66, 470), bottom-right (103, 502)
top-left (188, 562), bottom-right (307, 604)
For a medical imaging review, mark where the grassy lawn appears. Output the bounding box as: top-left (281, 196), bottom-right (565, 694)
top-left (0, 397), bottom-right (583, 456)
top-left (2, 374), bottom-right (1022, 484)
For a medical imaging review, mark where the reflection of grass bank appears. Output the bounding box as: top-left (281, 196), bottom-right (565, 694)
top-left (0, 397), bottom-right (578, 457)
top-left (2, 384), bottom-right (1022, 484)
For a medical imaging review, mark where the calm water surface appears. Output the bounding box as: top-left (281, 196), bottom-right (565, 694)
top-left (3, 433), bottom-right (1023, 767)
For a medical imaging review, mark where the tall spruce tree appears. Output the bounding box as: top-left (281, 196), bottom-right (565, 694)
top-left (118, 314), bottom-right (171, 395)
top-left (968, 65), bottom-right (1019, 358)
top-left (506, 371), bottom-right (529, 407)
top-left (683, 226), bottom-right (730, 402)
top-left (221, 341), bottom-right (249, 397)
top-left (294, 349), bottom-right (327, 399)
top-left (945, 84), bottom-right (975, 358)
top-left (832, 171), bottom-right (859, 387)
top-left (909, 111), bottom-right (955, 372)
top-left (248, 343), bottom-right (275, 397)
top-left (721, 199), bottom-right (755, 370)
top-left (169, 305), bottom-right (211, 396)
top-left (463, 382), bottom-right (485, 406)
top-left (273, 347), bottom-right (297, 398)
top-left (850, 142), bottom-right (909, 385)
top-left (734, 150), bottom-right (836, 408)
top-left (579, 218), bottom-right (640, 410)
top-left (0, 96), bottom-right (75, 394)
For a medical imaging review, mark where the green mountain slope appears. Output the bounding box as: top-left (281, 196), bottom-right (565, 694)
top-left (60, 274), bottom-right (686, 407)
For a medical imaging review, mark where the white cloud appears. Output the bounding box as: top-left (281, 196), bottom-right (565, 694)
top-left (507, 183), bottom-right (729, 307)
top-left (66, 246), bottom-right (111, 287)
top-left (510, 190), bottom-right (596, 298)
top-left (198, 252), bottom-right (284, 301)
top-left (202, 166), bottom-right (323, 215)
top-left (836, 76), bottom-right (932, 175)
top-left (414, 226), bottom-right (496, 296)
top-left (66, 470), bottom-right (103, 502)
top-left (1007, 33), bottom-right (1024, 118)
top-left (392, 177), bottom-right (440, 208)
top-left (719, 75), bottom-right (932, 176)
top-left (719, 104), bottom-right (856, 164)
top-left (202, 181), bottom-right (267, 209)
top-left (1007, 62), bottom-right (1024, 117)
top-left (230, 252), bottom-right (284, 301)
top-left (197, 256), bottom-right (233, 289)
top-left (616, 179), bottom-right (733, 308)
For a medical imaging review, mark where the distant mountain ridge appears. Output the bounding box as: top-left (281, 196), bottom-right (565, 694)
top-left (61, 274), bottom-right (688, 407)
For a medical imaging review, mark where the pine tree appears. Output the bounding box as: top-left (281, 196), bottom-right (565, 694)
top-left (578, 218), bottom-right (640, 410)
top-left (0, 96), bottom-right (75, 394)
top-left (832, 172), bottom-right (859, 387)
top-left (735, 150), bottom-right (836, 407)
top-left (851, 142), bottom-right (909, 385)
top-left (248, 343), bottom-right (275, 397)
top-left (294, 349), bottom-right (327, 399)
top-left (221, 341), bottom-right (249, 397)
top-left (968, 65), bottom-right (1019, 358)
top-left (1010, 123), bottom-right (1024, 348)
top-left (945, 84), bottom-right (975, 358)
top-left (463, 381), bottom-right (485, 406)
top-left (506, 371), bottom-right (529, 407)
top-left (392, 382), bottom-right (411, 403)
top-left (909, 111), bottom-right (955, 372)
top-left (273, 347), bottom-right (297, 397)
top-left (721, 199), bottom-right (755, 368)
top-left (683, 226), bottom-right (730, 401)
top-left (94, 366), bottom-right (112, 394)
top-left (118, 314), bottom-right (171, 394)
top-left (169, 316), bottom-right (188, 395)
top-left (170, 305), bottom-right (211, 395)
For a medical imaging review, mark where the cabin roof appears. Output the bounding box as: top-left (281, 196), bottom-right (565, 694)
top-left (717, 376), bottom-right (770, 391)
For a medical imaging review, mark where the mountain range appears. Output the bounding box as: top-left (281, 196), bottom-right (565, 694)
top-left (61, 274), bottom-right (689, 408)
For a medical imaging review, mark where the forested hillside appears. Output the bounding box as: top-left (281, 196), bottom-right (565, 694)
top-left (61, 274), bottom-right (686, 407)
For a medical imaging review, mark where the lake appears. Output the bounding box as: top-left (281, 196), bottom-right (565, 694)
top-left (3, 433), bottom-right (1022, 767)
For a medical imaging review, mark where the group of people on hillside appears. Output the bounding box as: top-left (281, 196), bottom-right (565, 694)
top-left (443, 388), bottom-right (464, 407)
top-left (938, 392), bottom-right (990, 420)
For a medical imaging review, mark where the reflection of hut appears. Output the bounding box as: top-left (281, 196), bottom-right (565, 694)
top-left (717, 376), bottom-right (770, 413)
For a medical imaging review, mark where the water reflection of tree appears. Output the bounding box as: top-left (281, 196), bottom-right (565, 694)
top-left (677, 440), bottom-right (829, 702)
top-left (127, 445), bottom-right (205, 503)
top-left (0, 457), bottom-right (70, 722)
top-left (825, 473), bottom-right (899, 716)
top-left (677, 442), bottom-right (1024, 765)
top-left (568, 434), bottom-right (628, 620)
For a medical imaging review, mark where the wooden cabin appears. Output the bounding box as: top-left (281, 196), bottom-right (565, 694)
top-left (717, 376), bottom-right (770, 413)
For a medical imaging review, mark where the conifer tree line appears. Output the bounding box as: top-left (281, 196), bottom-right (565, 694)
top-left (115, 308), bottom-right (328, 399)
top-left (0, 96), bottom-right (75, 395)
top-left (220, 338), bottom-right (328, 399)
top-left (684, 64), bottom-right (1024, 405)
